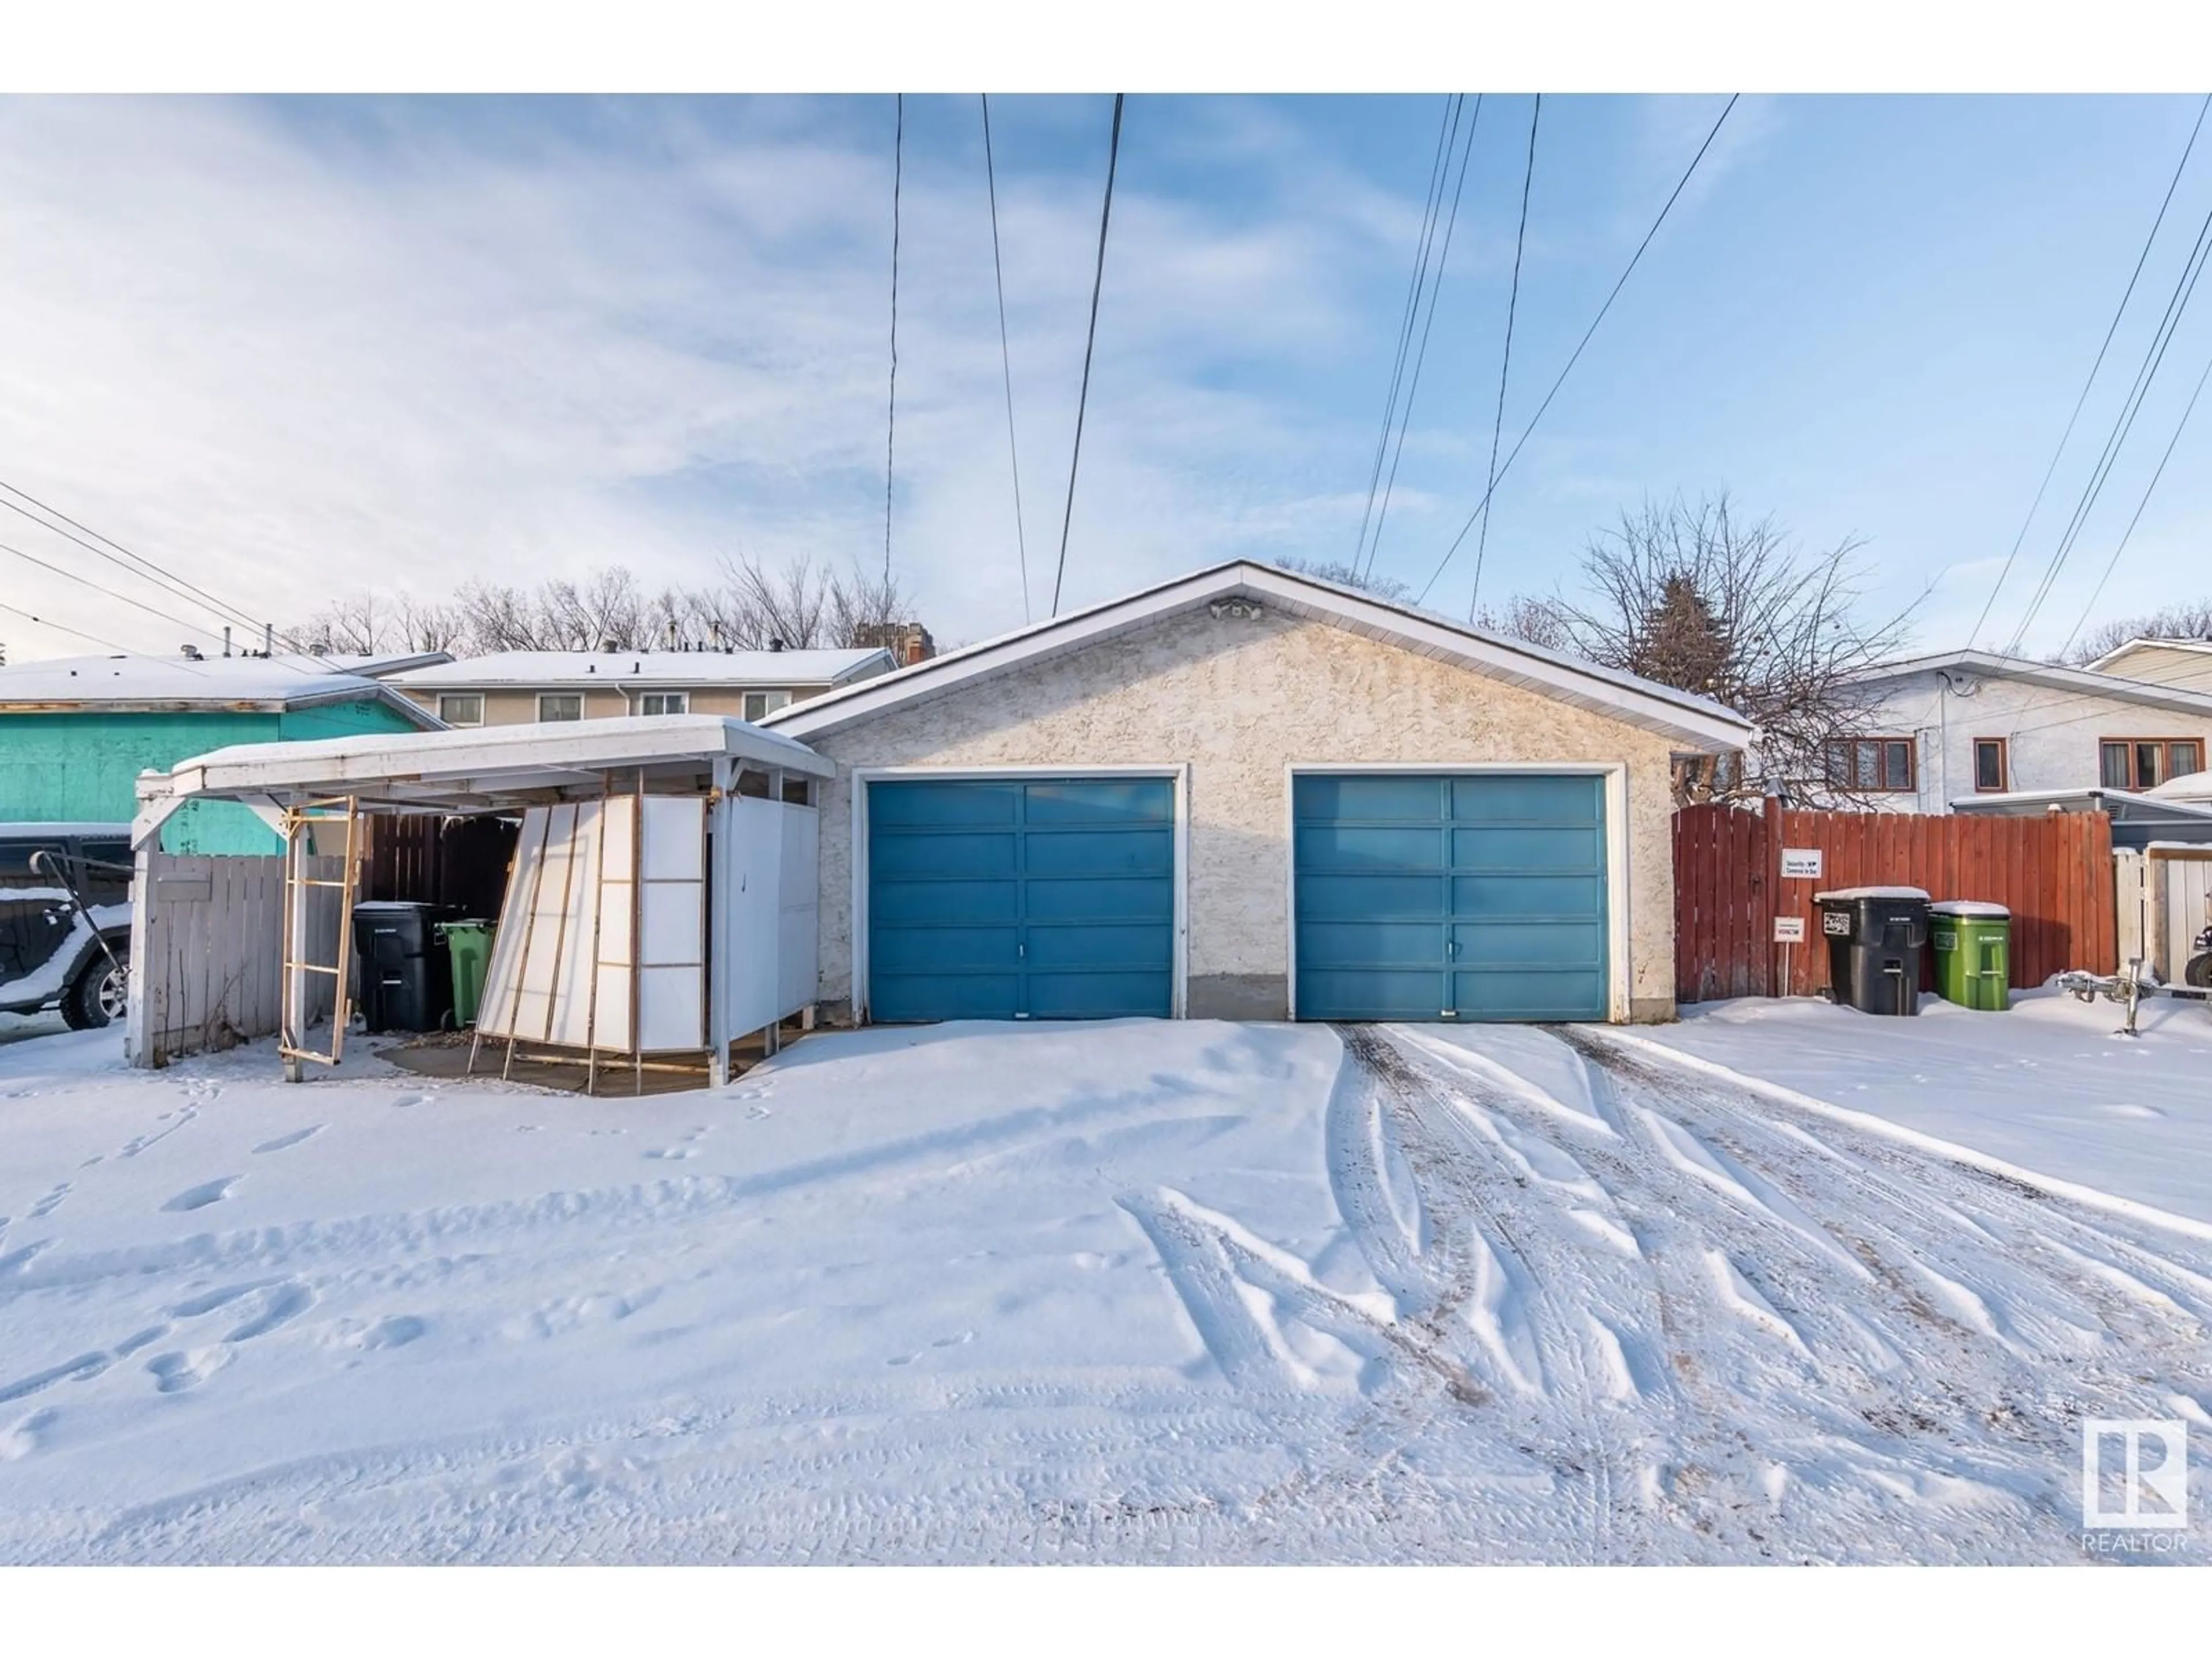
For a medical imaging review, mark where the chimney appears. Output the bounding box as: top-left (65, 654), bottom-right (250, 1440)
top-left (223, 626), bottom-right (233, 658)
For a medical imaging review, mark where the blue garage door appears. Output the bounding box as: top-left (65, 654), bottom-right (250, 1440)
top-left (1294, 772), bottom-right (1608, 1021)
top-left (868, 777), bottom-right (1175, 1022)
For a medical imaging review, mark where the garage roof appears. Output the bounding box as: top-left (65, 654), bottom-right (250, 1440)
top-left (0, 652), bottom-right (443, 726)
top-left (391, 647), bottom-right (893, 690)
top-left (764, 560), bottom-right (1757, 749)
top-left (138, 713), bottom-right (834, 828)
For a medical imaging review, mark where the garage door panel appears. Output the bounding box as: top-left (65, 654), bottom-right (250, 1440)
top-left (871, 924), bottom-right (1020, 973)
top-left (1298, 920), bottom-right (1440, 969)
top-left (1449, 774), bottom-right (1601, 821)
top-left (1451, 967), bottom-right (1607, 1017)
top-left (872, 972), bottom-right (1023, 1022)
top-left (870, 878), bottom-right (1019, 926)
top-left (870, 781), bottom-right (1021, 827)
top-left (1024, 778), bottom-right (1175, 825)
top-left (1293, 823), bottom-right (1441, 872)
top-left (868, 830), bottom-right (1017, 880)
top-left (1026, 971), bottom-right (1173, 1019)
top-left (1296, 774), bottom-right (1441, 822)
top-left (1450, 874), bottom-right (1605, 921)
top-left (1449, 825), bottom-right (1603, 872)
top-left (1025, 922), bottom-right (1173, 971)
top-left (1027, 875), bottom-right (1174, 923)
top-left (1025, 827), bottom-right (1173, 878)
top-left (1450, 921), bottom-right (1605, 968)
top-left (1295, 872), bottom-right (1446, 921)
top-left (1296, 771), bottom-right (1608, 1022)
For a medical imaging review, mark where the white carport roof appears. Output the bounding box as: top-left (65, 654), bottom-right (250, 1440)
top-left (137, 714), bottom-right (832, 836)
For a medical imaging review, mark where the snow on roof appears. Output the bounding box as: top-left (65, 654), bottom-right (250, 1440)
top-left (766, 560), bottom-right (1758, 750)
top-left (0, 652), bottom-right (440, 720)
top-left (1850, 649), bottom-right (2212, 715)
top-left (1950, 786), bottom-right (2212, 819)
top-left (2146, 770), bottom-right (2212, 804)
top-left (392, 649), bottom-right (892, 690)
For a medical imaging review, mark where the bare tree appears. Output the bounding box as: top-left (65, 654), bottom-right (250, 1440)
top-left (1471, 592), bottom-right (1575, 653)
top-left (2069, 596), bottom-right (2212, 664)
top-left (1536, 494), bottom-right (1919, 805)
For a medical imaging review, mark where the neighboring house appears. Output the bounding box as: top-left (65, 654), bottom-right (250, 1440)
top-left (2085, 636), bottom-right (2212, 694)
top-left (0, 653), bottom-right (442, 853)
top-left (1808, 650), bottom-right (2212, 813)
top-left (765, 559), bottom-right (1752, 1027)
top-left (386, 647), bottom-right (895, 728)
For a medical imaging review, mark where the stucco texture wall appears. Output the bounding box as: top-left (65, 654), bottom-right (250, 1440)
top-left (806, 606), bottom-right (1684, 1024)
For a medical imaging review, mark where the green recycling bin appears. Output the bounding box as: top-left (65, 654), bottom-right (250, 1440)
top-left (438, 919), bottom-right (497, 1028)
top-left (1930, 901), bottom-right (2009, 1010)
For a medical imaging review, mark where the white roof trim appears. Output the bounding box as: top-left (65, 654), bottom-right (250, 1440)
top-left (1948, 786), bottom-right (2212, 819)
top-left (392, 648), bottom-right (894, 691)
top-left (1854, 649), bottom-right (2212, 717)
top-left (764, 561), bottom-right (1756, 749)
top-left (141, 713), bottom-right (834, 818)
top-left (2086, 636), bottom-right (2212, 673)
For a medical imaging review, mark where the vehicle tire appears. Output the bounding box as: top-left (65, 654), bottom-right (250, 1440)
top-left (66, 948), bottom-right (129, 1031)
top-left (2186, 950), bottom-right (2212, 991)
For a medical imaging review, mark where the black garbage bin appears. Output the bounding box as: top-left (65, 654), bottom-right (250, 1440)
top-left (1815, 886), bottom-right (1930, 1016)
top-left (352, 900), bottom-right (460, 1033)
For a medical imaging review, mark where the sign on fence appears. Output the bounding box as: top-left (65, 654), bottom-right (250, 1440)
top-left (1772, 916), bottom-right (1805, 942)
top-left (1780, 847), bottom-right (1823, 880)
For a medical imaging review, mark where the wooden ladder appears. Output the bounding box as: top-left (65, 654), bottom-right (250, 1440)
top-left (279, 797), bottom-right (361, 1082)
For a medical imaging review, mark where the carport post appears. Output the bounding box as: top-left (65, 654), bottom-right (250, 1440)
top-left (706, 758), bottom-right (734, 1088)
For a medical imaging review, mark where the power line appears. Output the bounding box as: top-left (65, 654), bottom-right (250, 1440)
top-left (0, 594), bottom-right (198, 665)
top-left (981, 94), bottom-right (1033, 625)
top-left (1362, 95), bottom-right (1482, 579)
top-left (1968, 93), bottom-right (2212, 648)
top-left (1049, 93), bottom-right (1126, 619)
top-left (884, 93), bottom-right (903, 584)
top-left (0, 481), bottom-right (270, 638)
top-left (2058, 339), bottom-right (2212, 657)
top-left (1352, 96), bottom-right (1459, 575)
top-left (2001, 200), bottom-right (2212, 654)
top-left (1418, 93), bottom-right (1740, 605)
top-left (1469, 93), bottom-right (1541, 621)
top-left (0, 536), bottom-right (234, 643)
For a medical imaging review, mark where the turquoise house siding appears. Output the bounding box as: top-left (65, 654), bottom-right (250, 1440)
top-left (0, 700), bottom-right (425, 854)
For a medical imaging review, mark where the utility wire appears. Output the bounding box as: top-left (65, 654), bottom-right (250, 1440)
top-left (1049, 93), bottom-right (1126, 618)
top-left (1418, 93), bottom-right (1740, 605)
top-left (1968, 93), bottom-right (2211, 648)
top-left (981, 94), bottom-right (1034, 624)
top-left (1469, 93), bottom-right (1541, 621)
top-left (2058, 340), bottom-right (2212, 658)
top-left (884, 93), bottom-right (903, 584)
top-left (1362, 95), bottom-right (1482, 579)
top-left (2002, 200), bottom-right (2212, 653)
top-left (0, 594), bottom-right (206, 666)
top-left (0, 482), bottom-right (270, 638)
top-left (0, 536), bottom-right (234, 642)
top-left (1352, 96), bottom-right (1459, 575)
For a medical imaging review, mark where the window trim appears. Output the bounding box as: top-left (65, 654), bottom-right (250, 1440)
top-left (2099, 736), bottom-right (2206, 791)
top-left (1972, 736), bottom-right (2008, 793)
top-left (536, 692), bottom-right (584, 723)
top-left (1825, 736), bottom-right (1917, 794)
top-left (633, 691), bottom-right (689, 717)
top-left (437, 692), bottom-right (485, 728)
top-left (741, 688), bottom-right (793, 722)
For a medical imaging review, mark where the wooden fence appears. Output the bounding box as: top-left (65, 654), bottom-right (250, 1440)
top-left (1675, 801), bottom-right (2116, 1003)
top-left (360, 814), bottom-right (518, 916)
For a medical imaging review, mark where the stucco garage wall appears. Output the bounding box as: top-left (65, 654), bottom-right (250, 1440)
top-left (805, 605), bottom-right (1684, 1023)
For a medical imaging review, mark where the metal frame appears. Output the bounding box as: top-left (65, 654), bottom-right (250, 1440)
top-left (847, 763), bottom-right (1192, 1025)
top-left (1281, 762), bottom-right (1634, 1025)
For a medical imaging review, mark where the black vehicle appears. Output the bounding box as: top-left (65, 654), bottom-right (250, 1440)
top-left (0, 823), bottom-right (134, 1029)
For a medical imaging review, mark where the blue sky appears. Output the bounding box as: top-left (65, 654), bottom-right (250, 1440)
top-left (1, 93), bottom-right (2207, 660)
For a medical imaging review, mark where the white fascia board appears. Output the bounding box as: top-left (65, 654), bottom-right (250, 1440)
top-left (2088, 637), bottom-right (2212, 673)
top-left (1857, 650), bottom-right (2212, 715)
top-left (768, 560), bottom-right (1756, 751)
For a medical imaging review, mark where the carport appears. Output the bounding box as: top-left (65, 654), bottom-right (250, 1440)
top-left (127, 715), bottom-right (834, 1086)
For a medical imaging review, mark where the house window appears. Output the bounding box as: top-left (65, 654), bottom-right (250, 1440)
top-left (1972, 737), bottom-right (2008, 793)
top-left (2100, 738), bottom-right (2205, 790)
top-left (635, 692), bottom-right (688, 716)
top-left (1825, 737), bottom-right (1915, 793)
top-left (438, 693), bottom-right (484, 727)
top-left (537, 694), bottom-right (584, 722)
top-left (742, 689), bottom-right (792, 722)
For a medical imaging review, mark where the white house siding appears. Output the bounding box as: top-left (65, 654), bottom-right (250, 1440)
top-left (802, 605), bottom-right (1685, 1024)
top-left (1854, 669), bottom-right (2212, 812)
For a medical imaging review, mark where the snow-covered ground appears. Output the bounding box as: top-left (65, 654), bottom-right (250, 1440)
top-left (0, 1003), bottom-right (2206, 1565)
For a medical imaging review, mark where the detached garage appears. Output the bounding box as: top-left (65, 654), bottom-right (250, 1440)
top-left (770, 561), bottom-right (1752, 1026)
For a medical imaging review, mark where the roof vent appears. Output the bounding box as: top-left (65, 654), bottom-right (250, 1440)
top-left (768, 638), bottom-right (786, 653)
top-left (599, 635), bottom-right (620, 653)
top-left (181, 643), bottom-right (204, 661)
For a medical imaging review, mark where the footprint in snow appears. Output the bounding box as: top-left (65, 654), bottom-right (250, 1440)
top-left (252, 1125), bottom-right (324, 1154)
top-left (161, 1177), bottom-right (240, 1214)
top-left (390, 1093), bottom-right (430, 1110)
top-left (145, 1347), bottom-right (232, 1394)
top-left (0, 1408), bottom-right (56, 1461)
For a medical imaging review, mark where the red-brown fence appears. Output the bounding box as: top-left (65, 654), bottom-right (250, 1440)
top-left (359, 815), bottom-right (519, 919)
top-left (1674, 801), bottom-right (2116, 1002)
